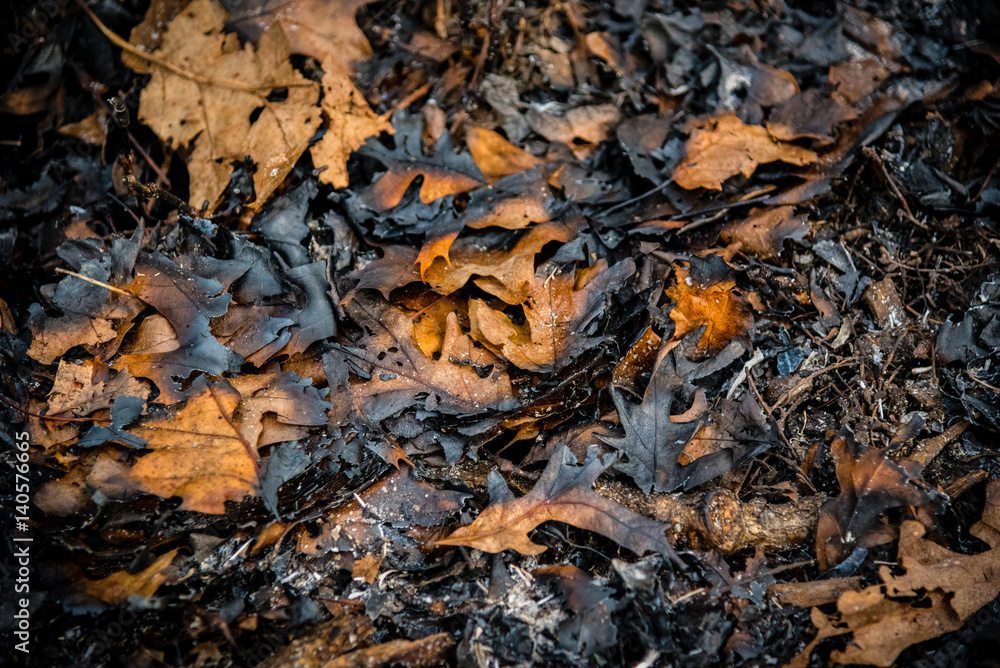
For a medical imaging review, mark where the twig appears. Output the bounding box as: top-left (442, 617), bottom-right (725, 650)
top-left (54, 267), bottom-right (133, 296)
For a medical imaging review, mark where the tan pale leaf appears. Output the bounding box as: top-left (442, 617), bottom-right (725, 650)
top-left (131, 0), bottom-right (320, 210)
top-left (673, 114), bottom-right (817, 190)
top-left (310, 73), bottom-right (392, 189)
top-left (466, 126), bottom-right (544, 182)
top-left (123, 378), bottom-right (258, 514)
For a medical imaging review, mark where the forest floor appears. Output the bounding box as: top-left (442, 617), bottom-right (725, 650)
top-left (2, 0), bottom-right (999, 666)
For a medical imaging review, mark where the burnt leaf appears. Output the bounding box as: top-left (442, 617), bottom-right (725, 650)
top-left (816, 427), bottom-right (941, 572)
top-left (436, 445), bottom-right (679, 560)
top-left (598, 351), bottom-right (708, 493)
top-left (115, 251), bottom-right (241, 403)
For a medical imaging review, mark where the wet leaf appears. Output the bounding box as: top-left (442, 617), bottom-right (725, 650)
top-left (359, 112), bottom-right (485, 210)
top-left (76, 548), bottom-right (181, 606)
top-left (793, 481), bottom-right (1000, 667)
top-left (122, 377), bottom-right (259, 513)
top-left (436, 445), bottom-right (679, 560)
top-left (673, 114), bottom-right (817, 190)
top-left (719, 206), bottom-right (812, 259)
top-left (598, 352), bottom-right (711, 493)
top-left (114, 251), bottom-right (241, 403)
top-left (815, 427), bottom-right (941, 571)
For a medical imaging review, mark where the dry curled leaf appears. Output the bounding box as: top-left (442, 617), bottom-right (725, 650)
top-left (790, 481), bottom-right (1000, 668)
top-left (673, 114), bottom-right (817, 190)
top-left (129, 0), bottom-right (321, 210)
top-left (359, 112), bottom-right (485, 210)
top-left (77, 548), bottom-right (181, 606)
top-left (338, 292), bottom-right (518, 422)
top-left (436, 445), bottom-right (678, 560)
top-left (469, 258), bottom-right (636, 373)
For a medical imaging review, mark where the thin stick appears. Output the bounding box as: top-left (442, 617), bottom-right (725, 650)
top-left (55, 267), bottom-right (133, 296)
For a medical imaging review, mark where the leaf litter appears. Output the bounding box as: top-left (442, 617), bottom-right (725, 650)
top-left (2, 0), bottom-right (999, 666)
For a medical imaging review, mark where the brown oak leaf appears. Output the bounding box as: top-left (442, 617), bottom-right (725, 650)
top-left (338, 292), bottom-right (519, 422)
top-left (436, 445), bottom-right (679, 560)
top-left (129, 0), bottom-right (321, 210)
top-left (122, 377), bottom-right (259, 514)
top-left (673, 114), bottom-right (817, 190)
top-left (469, 258), bottom-right (636, 373)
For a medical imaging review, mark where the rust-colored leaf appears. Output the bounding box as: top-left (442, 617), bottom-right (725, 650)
top-left (469, 258), bottom-right (635, 373)
top-left (78, 548), bottom-right (181, 605)
top-left (719, 206), bottom-right (812, 259)
top-left (673, 114), bottom-right (817, 190)
top-left (359, 112), bottom-right (485, 210)
top-left (791, 481), bottom-right (1000, 667)
top-left (466, 126), bottom-right (545, 182)
top-left (338, 292), bottom-right (518, 422)
top-left (815, 426), bottom-right (941, 571)
top-left (436, 445), bottom-right (678, 560)
top-left (122, 377), bottom-right (259, 514)
top-left (665, 263), bottom-right (755, 359)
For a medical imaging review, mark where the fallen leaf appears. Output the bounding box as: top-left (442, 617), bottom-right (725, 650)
top-left (338, 292), bottom-right (518, 422)
top-left (78, 548), bottom-right (181, 605)
top-left (129, 0), bottom-right (321, 210)
top-left (673, 114), bottom-right (817, 190)
top-left (598, 351), bottom-right (712, 493)
top-left (415, 168), bottom-right (555, 279)
top-left (526, 103), bottom-right (622, 146)
top-left (358, 112), bottom-right (485, 210)
top-left (115, 251), bottom-right (241, 403)
top-left (815, 426), bottom-right (941, 571)
top-left (665, 261), bottom-right (755, 359)
top-left (351, 219), bottom-right (579, 304)
top-left (719, 206), bottom-right (812, 259)
top-left (469, 258), bottom-right (636, 373)
top-left (766, 88), bottom-right (859, 145)
top-left (47, 359), bottom-right (149, 416)
top-left (325, 632), bottom-right (454, 668)
top-left (466, 126), bottom-right (545, 182)
top-left (436, 445), bottom-right (679, 560)
top-left (122, 377), bottom-right (259, 513)
top-left (791, 481), bottom-right (1000, 667)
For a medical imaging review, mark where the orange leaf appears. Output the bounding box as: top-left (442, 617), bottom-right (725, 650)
top-left (665, 264), bottom-right (754, 358)
top-left (123, 378), bottom-right (259, 514)
top-left (79, 548), bottom-right (180, 605)
top-left (466, 126), bottom-right (544, 182)
top-left (673, 114), bottom-right (817, 190)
